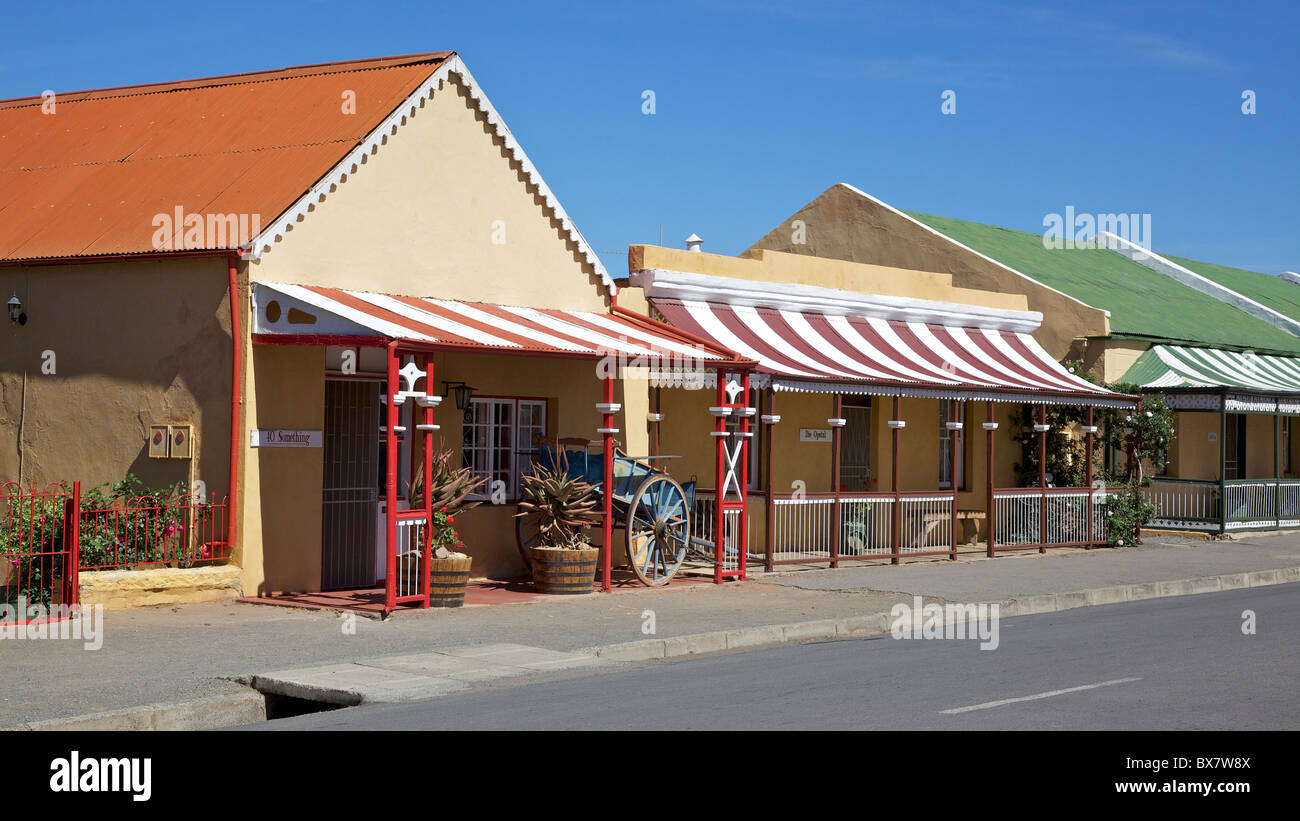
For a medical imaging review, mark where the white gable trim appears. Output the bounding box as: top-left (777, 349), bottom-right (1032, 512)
top-left (244, 55), bottom-right (614, 295)
top-left (828, 183), bottom-right (1107, 319)
top-left (1099, 231), bottom-right (1300, 337)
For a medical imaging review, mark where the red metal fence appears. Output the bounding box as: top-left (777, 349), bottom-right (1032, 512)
top-left (1, 482), bottom-right (229, 617)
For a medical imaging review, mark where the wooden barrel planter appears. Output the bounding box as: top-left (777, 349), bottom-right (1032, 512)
top-left (428, 555), bottom-right (474, 608)
top-left (529, 546), bottom-right (599, 594)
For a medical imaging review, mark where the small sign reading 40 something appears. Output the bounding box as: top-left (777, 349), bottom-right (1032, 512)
top-left (251, 429), bottom-right (323, 448)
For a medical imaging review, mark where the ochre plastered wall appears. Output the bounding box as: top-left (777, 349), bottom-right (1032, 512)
top-left (744, 184), bottom-right (1110, 360)
top-left (629, 245), bottom-right (1029, 314)
top-left (0, 257), bottom-right (232, 497)
top-left (237, 344), bottom-right (325, 595)
top-left (1091, 339), bottom-right (1151, 384)
top-left (1169, 411), bottom-right (1220, 480)
top-left (1245, 413), bottom-right (1281, 479)
top-left (249, 74), bottom-right (608, 312)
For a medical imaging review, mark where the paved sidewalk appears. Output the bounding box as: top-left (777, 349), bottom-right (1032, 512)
top-left (2, 532), bottom-right (1297, 727)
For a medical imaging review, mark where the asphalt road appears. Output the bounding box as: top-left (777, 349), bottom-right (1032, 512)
top-left (248, 583), bottom-right (1300, 730)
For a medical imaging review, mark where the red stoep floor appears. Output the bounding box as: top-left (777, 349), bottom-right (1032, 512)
top-left (237, 567), bottom-right (716, 615)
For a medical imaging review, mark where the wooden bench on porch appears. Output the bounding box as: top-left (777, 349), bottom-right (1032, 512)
top-left (919, 509), bottom-right (987, 548)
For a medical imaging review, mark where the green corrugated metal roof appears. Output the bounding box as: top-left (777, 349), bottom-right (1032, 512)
top-left (1122, 347), bottom-right (1177, 386)
top-left (1122, 344), bottom-right (1300, 391)
top-left (1164, 255), bottom-right (1300, 326)
top-left (904, 211), bottom-right (1300, 356)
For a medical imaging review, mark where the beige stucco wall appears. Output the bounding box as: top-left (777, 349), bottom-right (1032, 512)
top-left (248, 74), bottom-right (609, 312)
top-left (1084, 338), bottom-right (1151, 384)
top-left (0, 257), bottom-right (232, 498)
top-left (1167, 411), bottom-right (1217, 480)
top-left (1246, 413), bottom-right (1280, 479)
top-left (237, 343), bottom-right (325, 595)
top-left (629, 245), bottom-right (1029, 313)
top-left (745, 184), bottom-right (1110, 361)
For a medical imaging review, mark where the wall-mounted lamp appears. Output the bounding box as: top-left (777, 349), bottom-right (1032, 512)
top-left (7, 293), bottom-right (25, 326)
top-left (442, 381), bottom-right (476, 411)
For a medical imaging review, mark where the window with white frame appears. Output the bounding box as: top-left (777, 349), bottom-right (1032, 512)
top-left (462, 397), bottom-right (546, 501)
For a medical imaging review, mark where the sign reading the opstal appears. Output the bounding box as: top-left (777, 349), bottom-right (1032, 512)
top-left (251, 429), bottom-right (322, 448)
top-left (799, 428), bottom-right (832, 442)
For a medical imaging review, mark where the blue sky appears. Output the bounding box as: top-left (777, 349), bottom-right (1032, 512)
top-left (3, 0), bottom-right (1296, 274)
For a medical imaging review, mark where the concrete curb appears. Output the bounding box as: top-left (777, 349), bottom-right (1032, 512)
top-left (588, 565), bottom-right (1300, 662)
top-left (14, 566), bottom-right (1299, 729)
top-left (6, 689), bottom-right (266, 731)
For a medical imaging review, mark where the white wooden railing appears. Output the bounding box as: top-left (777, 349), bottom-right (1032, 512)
top-left (1146, 478), bottom-right (1300, 530)
top-left (993, 488), bottom-right (1115, 548)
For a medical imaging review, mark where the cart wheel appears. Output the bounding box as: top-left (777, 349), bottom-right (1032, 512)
top-left (515, 504), bottom-right (542, 570)
top-left (626, 475), bottom-right (690, 586)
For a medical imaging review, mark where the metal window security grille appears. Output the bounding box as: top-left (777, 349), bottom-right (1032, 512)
top-left (322, 380), bottom-right (380, 590)
top-left (463, 398), bottom-right (546, 501)
top-left (939, 401), bottom-right (966, 489)
top-left (839, 400), bottom-right (872, 492)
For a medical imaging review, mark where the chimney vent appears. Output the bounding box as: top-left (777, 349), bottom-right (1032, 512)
top-left (685, 233), bottom-right (703, 252)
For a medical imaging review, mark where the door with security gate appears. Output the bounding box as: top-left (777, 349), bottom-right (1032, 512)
top-left (321, 379), bottom-right (380, 590)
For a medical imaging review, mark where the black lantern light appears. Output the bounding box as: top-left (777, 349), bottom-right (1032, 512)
top-left (442, 381), bottom-right (476, 411)
top-left (7, 293), bottom-right (24, 326)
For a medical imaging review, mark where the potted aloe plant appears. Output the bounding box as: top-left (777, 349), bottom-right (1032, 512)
top-left (515, 454), bottom-right (603, 594)
top-left (408, 449), bottom-right (486, 607)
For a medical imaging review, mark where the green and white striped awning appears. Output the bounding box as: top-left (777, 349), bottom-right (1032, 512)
top-left (1123, 344), bottom-right (1300, 392)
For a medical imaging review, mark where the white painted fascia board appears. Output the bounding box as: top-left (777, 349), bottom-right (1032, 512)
top-left (1099, 231), bottom-right (1300, 337)
top-left (630, 267), bottom-right (1044, 333)
top-left (831, 182), bottom-right (1110, 320)
top-left (244, 55), bottom-right (614, 295)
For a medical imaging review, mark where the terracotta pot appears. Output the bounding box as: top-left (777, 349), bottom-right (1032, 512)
top-left (529, 546), bottom-right (599, 594)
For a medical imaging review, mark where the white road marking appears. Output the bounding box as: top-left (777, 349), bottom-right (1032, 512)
top-left (941, 677), bottom-right (1142, 714)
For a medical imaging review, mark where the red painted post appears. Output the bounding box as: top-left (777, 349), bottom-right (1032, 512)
top-left (986, 401), bottom-right (995, 559)
top-left (764, 389), bottom-right (776, 572)
top-left (949, 399), bottom-right (959, 561)
top-left (384, 341), bottom-right (399, 615)
top-left (739, 372), bottom-right (750, 580)
top-left (714, 373), bottom-right (726, 585)
top-left (602, 372), bottom-right (615, 593)
top-left (831, 392), bottom-right (842, 569)
top-left (68, 481), bottom-right (81, 608)
top-left (1039, 403), bottom-right (1048, 554)
top-left (420, 354), bottom-right (434, 607)
top-left (891, 395), bottom-right (901, 564)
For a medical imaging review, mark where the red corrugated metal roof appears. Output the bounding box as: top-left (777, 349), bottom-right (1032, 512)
top-left (0, 53), bottom-right (451, 261)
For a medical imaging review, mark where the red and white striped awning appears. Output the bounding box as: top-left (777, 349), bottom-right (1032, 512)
top-left (250, 282), bottom-right (735, 363)
top-left (648, 295), bottom-right (1132, 407)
